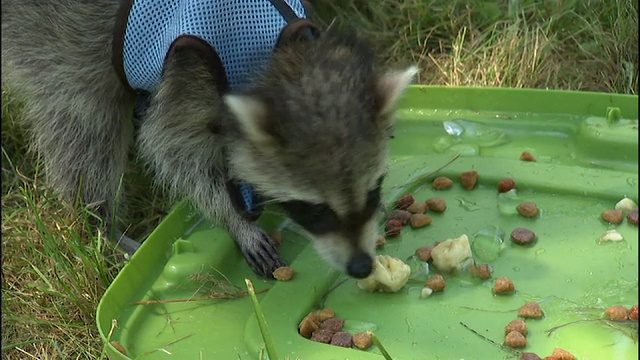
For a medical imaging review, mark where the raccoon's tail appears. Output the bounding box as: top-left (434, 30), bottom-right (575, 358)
top-left (2, 0), bottom-right (137, 225)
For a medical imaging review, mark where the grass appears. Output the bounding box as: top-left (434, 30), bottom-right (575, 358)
top-left (1, 0), bottom-right (638, 358)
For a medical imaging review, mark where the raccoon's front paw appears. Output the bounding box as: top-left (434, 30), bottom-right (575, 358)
top-left (238, 229), bottom-right (286, 278)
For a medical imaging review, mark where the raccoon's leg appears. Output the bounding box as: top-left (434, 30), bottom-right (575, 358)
top-left (1, 0), bottom-right (138, 253)
top-left (137, 37), bottom-right (285, 277)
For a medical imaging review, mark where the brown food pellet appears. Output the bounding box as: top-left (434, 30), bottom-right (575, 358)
top-left (460, 170), bottom-right (479, 190)
top-left (388, 209), bottom-right (412, 225)
top-left (270, 232), bottom-right (282, 245)
top-left (510, 228), bottom-right (537, 245)
top-left (386, 219), bottom-right (403, 237)
top-left (520, 353), bottom-right (542, 360)
top-left (494, 277), bottom-right (515, 294)
top-left (519, 301), bottom-right (544, 318)
top-left (406, 201), bottom-right (427, 214)
top-left (628, 209), bottom-right (639, 225)
top-left (517, 202), bottom-right (539, 218)
top-left (433, 176), bottom-right (454, 190)
top-left (352, 332), bottom-right (373, 350)
top-left (505, 330), bottom-right (527, 348)
top-left (375, 235), bottom-right (386, 248)
top-left (629, 305), bottom-right (639, 321)
top-left (111, 341), bottom-right (127, 355)
top-left (520, 151), bottom-right (537, 162)
top-left (505, 319), bottom-right (528, 336)
top-left (330, 331), bottom-right (353, 348)
top-left (315, 308), bottom-right (335, 322)
top-left (321, 317), bottom-right (345, 332)
top-left (602, 209), bottom-right (624, 224)
top-left (395, 194), bottom-right (415, 210)
top-left (425, 197), bottom-right (447, 212)
top-left (551, 348), bottom-right (577, 360)
top-left (469, 264), bottom-right (492, 279)
top-left (415, 245), bottom-right (434, 262)
top-left (311, 327), bottom-right (335, 344)
top-left (299, 316), bottom-right (320, 338)
top-left (424, 274), bottom-right (446, 292)
top-left (273, 266), bottom-right (295, 281)
top-left (605, 305), bottom-right (628, 321)
top-left (410, 214), bottom-right (432, 228)
top-left (498, 178), bottom-right (516, 193)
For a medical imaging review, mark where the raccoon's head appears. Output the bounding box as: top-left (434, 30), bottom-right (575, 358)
top-left (224, 29), bottom-right (417, 279)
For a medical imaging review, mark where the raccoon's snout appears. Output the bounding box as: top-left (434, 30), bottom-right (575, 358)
top-left (346, 252), bottom-right (373, 279)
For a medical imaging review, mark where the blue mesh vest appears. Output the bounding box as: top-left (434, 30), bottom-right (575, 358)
top-left (121, 0), bottom-right (308, 92)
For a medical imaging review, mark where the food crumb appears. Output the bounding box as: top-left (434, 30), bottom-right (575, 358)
top-left (409, 213), bottom-right (432, 228)
top-left (330, 331), bottom-right (353, 348)
top-left (460, 170), bottom-right (479, 190)
top-left (385, 219), bottom-right (403, 237)
top-left (628, 208), bottom-right (639, 225)
top-left (520, 151), bottom-right (536, 162)
top-left (551, 348), bottom-right (577, 360)
top-left (352, 332), bottom-right (373, 350)
top-left (605, 305), bottom-right (628, 321)
top-left (602, 209), bottom-right (624, 224)
top-left (424, 274), bottom-right (446, 292)
top-left (425, 197), bottom-right (447, 212)
top-left (498, 178), bottom-right (516, 193)
top-left (519, 301), bottom-right (544, 319)
top-left (505, 330), bottom-right (527, 348)
top-left (510, 227), bottom-right (537, 245)
top-left (494, 277), bottom-right (515, 295)
top-left (629, 305), bottom-right (638, 321)
top-left (406, 201), bottom-right (427, 214)
top-left (272, 266), bottom-right (295, 281)
top-left (395, 194), bottom-right (415, 210)
top-left (517, 202), bottom-right (539, 218)
top-left (469, 264), bottom-right (492, 279)
top-left (505, 319), bottom-right (528, 336)
top-left (433, 176), bottom-right (454, 190)
top-left (415, 245), bottom-right (434, 262)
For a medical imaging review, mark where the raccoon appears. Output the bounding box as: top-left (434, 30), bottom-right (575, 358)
top-left (1, 0), bottom-right (417, 279)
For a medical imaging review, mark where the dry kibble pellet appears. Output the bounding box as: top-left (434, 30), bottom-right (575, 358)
top-left (330, 332), bottom-right (353, 348)
top-left (602, 209), bottom-right (624, 224)
top-left (510, 228), bottom-right (537, 245)
top-left (629, 305), bottom-right (639, 321)
top-left (406, 201), bottom-right (427, 214)
top-left (460, 170), bottom-right (479, 190)
top-left (505, 319), bottom-right (528, 336)
top-left (520, 151), bottom-right (536, 162)
top-left (310, 328), bottom-right (335, 344)
top-left (628, 209), bottom-right (639, 225)
top-left (498, 178), bottom-right (516, 193)
top-left (469, 264), bottom-right (492, 279)
top-left (409, 214), bottom-right (432, 228)
top-left (426, 197), bottom-right (447, 212)
top-left (505, 331), bottom-right (527, 348)
top-left (387, 209), bottom-right (412, 225)
top-left (517, 202), bottom-right (539, 218)
top-left (352, 332), bottom-right (373, 350)
top-left (395, 194), bottom-right (415, 210)
top-left (605, 305), bottom-right (628, 321)
top-left (273, 266), bottom-right (295, 281)
top-left (551, 348), bottom-right (577, 360)
top-left (415, 245), bottom-right (434, 262)
top-left (519, 301), bottom-right (544, 319)
top-left (494, 277), bottom-right (515, 294)
top-left (520, 353), bottom-right (541, 360)
top-left (386, 219), bottom-right (403, 237)
top-left (424, 274), bottom-right (446, 292)
top-left (433, 176), bottom-right (453, 190)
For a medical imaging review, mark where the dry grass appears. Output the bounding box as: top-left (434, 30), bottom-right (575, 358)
top-left (2, 0), bottom-right (638, 358)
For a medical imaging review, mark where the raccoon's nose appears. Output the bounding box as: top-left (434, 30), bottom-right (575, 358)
top-left (346, 252), bottom-right (373, 279)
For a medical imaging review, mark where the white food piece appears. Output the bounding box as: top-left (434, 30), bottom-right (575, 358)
top-left (598, 230), bottom-right (624, 243)
top-left (420, 286), bottom-right (434, 298)
top-left (430, 234), bottom-right (473, 273)
top-left (615, 198), bottom-right (638, 214)
top-left (357, 255), bottom-right (411, 293)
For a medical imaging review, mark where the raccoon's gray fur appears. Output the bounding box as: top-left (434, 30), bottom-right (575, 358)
top-left (1, 0), bottom-right (417, 279)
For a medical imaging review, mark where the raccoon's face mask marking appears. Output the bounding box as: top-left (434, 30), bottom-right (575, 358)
top-left (223, 30), bottom-right (417, 278)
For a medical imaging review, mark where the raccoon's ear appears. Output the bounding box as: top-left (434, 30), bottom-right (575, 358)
top-left (375, 66), bottom-right (419, 116)
top-left (224, 95), bottom-right (275, 146)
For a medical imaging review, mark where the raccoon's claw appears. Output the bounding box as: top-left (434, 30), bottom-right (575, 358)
top-left (240, 232), bottom-right (286, 278)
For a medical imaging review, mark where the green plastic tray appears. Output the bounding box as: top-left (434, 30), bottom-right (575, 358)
top-left (97, 86), bottom-right (639, 360)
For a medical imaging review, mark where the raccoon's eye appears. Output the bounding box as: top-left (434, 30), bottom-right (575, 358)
top-left (280, 201), bottom-right (339, 235)
top-left (363, 176), bottom-right (385, 218)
